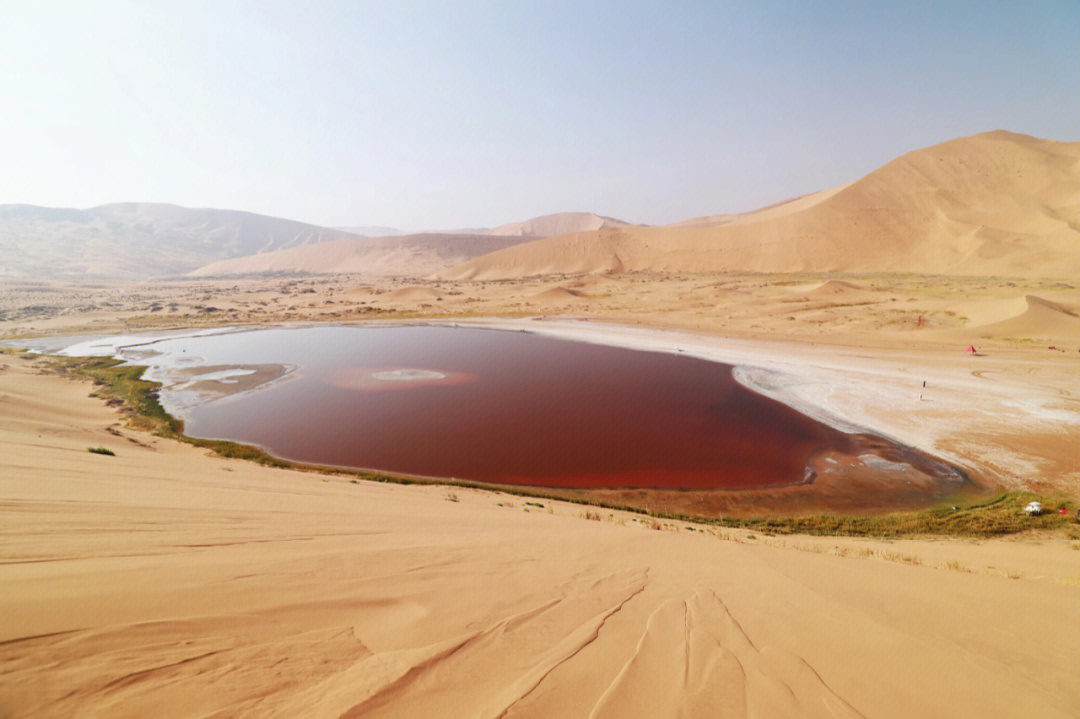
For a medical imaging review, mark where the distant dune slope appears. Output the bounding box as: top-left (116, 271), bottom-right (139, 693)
top-left (188, 211), bottom-right (629, 278)
top-left (966, 294), bottom-right (1080, 338)
top-left (189, 233), bottom-right (534, 278)
top-left (440, 131), bottom-right (1080, 280)
top-left (0, 203), bottom-right (361, 279)
top-left (485, 212), bottom-right (634, 238)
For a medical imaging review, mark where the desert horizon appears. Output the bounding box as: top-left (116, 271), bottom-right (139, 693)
top-left (5, 129), bottom-right (1080, 282)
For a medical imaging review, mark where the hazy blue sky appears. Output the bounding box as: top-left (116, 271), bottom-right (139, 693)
top-left (3, 1), bottom-right (1078, 229)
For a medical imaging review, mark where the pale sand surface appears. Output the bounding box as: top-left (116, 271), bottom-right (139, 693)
top-left (2, 353), bottom-right (1080, 719)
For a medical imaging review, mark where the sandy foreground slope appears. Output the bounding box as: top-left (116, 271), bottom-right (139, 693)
top-left (3, 351), bottom-right (1080, 718)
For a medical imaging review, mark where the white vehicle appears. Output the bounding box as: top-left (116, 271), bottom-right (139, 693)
top-left (1024, 501), bottom-right (1042, 516)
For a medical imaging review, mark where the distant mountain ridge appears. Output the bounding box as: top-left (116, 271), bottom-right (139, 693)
top-left (0, 203), bottom-right (362, 279)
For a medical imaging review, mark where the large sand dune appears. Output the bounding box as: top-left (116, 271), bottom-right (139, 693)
top-left (189, 233), bottom-right (534, 278)
top-left (2, 353), bottom-right (1079, 718)
top-left (439, 131), bottom-right (1080, 280)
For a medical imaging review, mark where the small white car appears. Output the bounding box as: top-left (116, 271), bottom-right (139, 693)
top-left (1024, 501), bottom-right (1042, 516)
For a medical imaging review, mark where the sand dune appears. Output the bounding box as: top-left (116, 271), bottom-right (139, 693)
top-left (440, 131), bottom-right (1080, 280)
top-left (526, 287), bottom-right (587, 304)
top-left (439, 229), bottom-right (639, 280)
top-left (967, 294), bottom-right (1080, 339)
top-left (790, 279), bottom-right (870, 298)
top-left (188, 213), bottom-right (632, 278)
top-left (485, 212), bottom-right (633, 238)
top-left (669, 186), bottom-right (854, 231)
top-left (383, 285), bottom-right (447, 302)
top-left (2, 353), bottom-right (1079, 718)
top-left (566, 275), bottom-right (613, 289)
top-left (189, 233), bottom-right (533, 278)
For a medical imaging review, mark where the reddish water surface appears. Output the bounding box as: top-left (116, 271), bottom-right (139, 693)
top-left (156, 325), bottom-right (849, 489)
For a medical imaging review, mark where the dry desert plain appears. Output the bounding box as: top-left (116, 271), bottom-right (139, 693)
top-left (2, 270), bottom-right (1080, 718)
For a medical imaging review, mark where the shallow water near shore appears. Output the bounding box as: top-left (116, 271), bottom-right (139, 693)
top-left (29, 324), bottom-right (965, 492)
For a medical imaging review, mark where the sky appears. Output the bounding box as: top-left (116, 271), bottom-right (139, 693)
top-left (2, 1), bottom-right (1078, 230)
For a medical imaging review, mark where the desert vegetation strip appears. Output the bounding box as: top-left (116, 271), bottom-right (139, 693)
top-left (40, 353), bottom-right (1078, 540)
top-left (684, 492), bottom-right (1078, 539)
